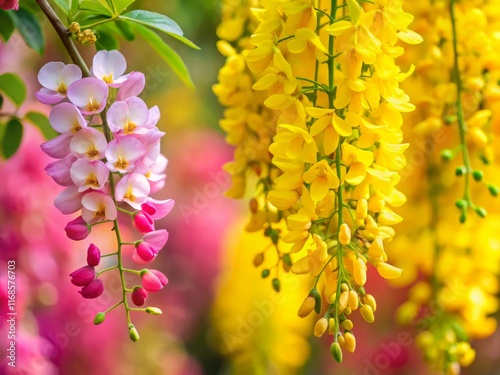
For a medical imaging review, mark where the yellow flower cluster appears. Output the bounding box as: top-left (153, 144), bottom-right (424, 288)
top-left (216, 0), bottom-right (421, 363)
top-left (388, 0), bottom-right (500, 372)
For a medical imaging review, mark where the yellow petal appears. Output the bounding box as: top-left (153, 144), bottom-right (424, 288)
top-left (376, 262), bottom-right (403, 279)
top-left (345, 162), bottom-right (366, 185)
top-left (310, 177), bottom-right (330, 202)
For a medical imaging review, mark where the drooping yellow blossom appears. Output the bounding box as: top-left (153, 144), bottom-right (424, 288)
top-left (216, 0), bottom-right (420, 365)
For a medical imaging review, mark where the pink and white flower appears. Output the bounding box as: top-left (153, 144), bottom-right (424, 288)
top-left (115, 173), bottom-right (150, 209)
top-left (68, 77), bottom-right (109, 115)
top-left (107, 96), bottom-right (150, 135)
top-left (36, 62), bottom-right (82, 104)
top-left (70, 127), bottom-right (107, 161)
top-left (81, 191), bottom-right (117, 223)
top-left (105, 136), bottom-right (146, 173)
top-left (91, 50), bottom-right (128, 87)
top-left (70, 159), bottom-right (109, 192)
top-left (49, 102), bottom-right (88, 134)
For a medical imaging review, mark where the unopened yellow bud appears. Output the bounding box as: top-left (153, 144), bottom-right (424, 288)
top-left (339, 290), bottom-right (349, 309)
top-left (356, 199), bottom-right (368, 219)
top-left (353, 258), bottom-right (367, 286)
top-left (298, 296), bottom-right (315, 318)
top-left (376, 262), bottom-right (403, 279)
top-left (360, 304), bottom-right (375, 323)
top-left (363, 294), bottom-right (377, 312)
top-left (456, 342), bottom-right (475, 367)
top-left (344, 306), bottom-right (352, 315)
top-left (348, 290), bottom-right (359, 310)
top-left (341, 319), bottom-right (353, 331)
top-left (447, 362), bottom-right (461, 375)
top-left (415, 331), bottom-right (433, 348)
top-left (409, 282), bottom-right (432, 303)
top-left (341, 282), bottom-right (349, 292)
top-left (344, 332), bottom-right (356, 353)
top-left (314, 318), bottom-right (329, 337)
top-left (337, 334), bottom-right (345, 347)
top-left (331, 341), bottom-right (343, 363)
top-left (328, 318), bottom-right (336, 335)
top-left (339, 223), bottom-right (351, 245)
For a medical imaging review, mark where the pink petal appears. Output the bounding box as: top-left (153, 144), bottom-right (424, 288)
top-left (116, 71), bottom-right (145, 101)
top-left (70, 159), bottom-right (109, 191)
top-left (142, 198), bottom-right (175, 220)
top-left (38, 61), bottom-right (65, 91)
top-left (54, 186), bottom-right (84, 215)
top-left (70, 128), bottom-right (107, 161)
top-left (35, 88), bottom-right (65, 105)
top-left (125, 97), bottom-right (149, 126)
top-left (143, 229), bottom-right (169, 251)
top-left (61, 64), bottom-right (83, 86)
top-left (92, 50), bottom-right (127, 86)
top-left (68, 77), bottom-right (109, 115)
top-left (106, 101), bottom-right (129, 133)
top-left (40, 134), bottom-right (72, 159)
top-left (105, 136), bottom-right (146, 173)
top-left (115, 173), bottom-right (150, 209)
top-left (45, 154), bottom-right (77, 186)
top-left (49, 102), bottom-right (87, 134)
top-left (81, 191), bottom-right (117, 222)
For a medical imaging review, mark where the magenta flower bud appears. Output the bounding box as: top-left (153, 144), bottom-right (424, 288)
top-left (64, 216), bottom-right (91, 241)
top-left (0, 0), bottom-right (19, 11)
top-left (136, 242), bottom-right (156, 262)
top-left (133, 211), bottom-right (155, 233)
top-left (87, 244), bottom-right (101, 267)
top-left (79, 279), bottom-right (104, 299)
top-left (140, 269), bottom-right (168, 293)
top-left (70, 266), bottom-right (96, 286)
top-left (131, 287), bottom-right (148, 306)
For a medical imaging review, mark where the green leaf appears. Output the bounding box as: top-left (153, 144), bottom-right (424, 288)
top-left (95, 29), bottom-right (119, 51)
top-left (52, 0), bottom-right (70, 15)
top-left (2, 118), bottom-right (23, 159)
top-left (112, 0), bottom-right (135, 14)
top-left (121, 10), bottom-right (200, 50)
top-left (10, 8), bottom-right (45, 54)
top-left (116, 19), bottom-right (135, 41)
top-left (25, 112), bottom-right (57, 140)
top-left (0, 10), bottom-right (15, 42)
top-left (132, 23), bottom-right (194, 89)
top-left (0, 73), bottom-right (27, 108)
top-left (79, 0), bottom-right (113, 16)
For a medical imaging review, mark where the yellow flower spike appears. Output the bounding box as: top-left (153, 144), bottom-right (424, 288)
top-left (342, 143), bottom-right (374, 185)
top-left (360, 304), bottom-right (375, 323)
top-left (339, 223), bottom-right (351, 245)
top-left (303, 160), bottom-right (340, 202)
top-left (307, 107), bottom-right (353, 138)
top-left (344, 332), bottom-right (356, 353)
top-left (270, 124), bottom-right (317, 163)
top-left (314, 317), bottom-right (329, 338)
top-left (341, 319), bottom-right (354, 331)
top-left (375, 262), bottom-right (403, 279)
top-left (353, 258), bottom-right (367, 286)
top-left (298, 295), bottom-right (316, 318)
top-left (362, 294), bottom-right (377, 312)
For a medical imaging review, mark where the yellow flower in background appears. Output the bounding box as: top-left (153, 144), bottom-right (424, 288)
top-left (212, 223), bottom-right (313, 375)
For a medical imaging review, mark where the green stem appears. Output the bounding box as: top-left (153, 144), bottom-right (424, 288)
top-left (97, 265), bottom-right (118, 276)
top-left (449, 0), bottom-right (473, 208)
top-left (80, 17), bottom-right (117, 30)
top-left (35, 0), bottom-right (90, 76)
top-left (104, 300), bottom-right (124, 314)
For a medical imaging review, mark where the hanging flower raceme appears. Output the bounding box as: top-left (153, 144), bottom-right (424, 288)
top-left (386, 0), bottom-right (500, 372)
top-left (217, 0), bottom-right (421, 363)
top-left (37, 50), bottom-right (174, 341)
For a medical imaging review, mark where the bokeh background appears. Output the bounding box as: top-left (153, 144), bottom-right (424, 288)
top-left (1, 1), bottom-right (500, 374)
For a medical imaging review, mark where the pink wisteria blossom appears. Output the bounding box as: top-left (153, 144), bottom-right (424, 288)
top-left (37, 50), bottom-right (174, 335)
top-left (36, 62), bottom-right (82, 104)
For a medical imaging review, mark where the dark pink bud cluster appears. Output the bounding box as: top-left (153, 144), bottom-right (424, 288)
top-left (37, 50), bottom-right (172, 336)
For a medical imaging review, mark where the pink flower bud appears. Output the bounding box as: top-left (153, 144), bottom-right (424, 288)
top-left (140, 269), bottom-right (168, 293)
top-left (87, 244), bottom-right (101, 267)
top-left (0, 0), bottom-right (19, 11)
top-left (131, 287), bottom-right (148, 306)
top-left (136, 242), bottom-right (156, 262)
top-left (64, 216), bottom-right (91, 241)
top-left (133, 211), bottom-right (155, 233)
top-left (79, 279), bottom-right (104, 299)
top-left (70, 266), bottom-right (96, 287)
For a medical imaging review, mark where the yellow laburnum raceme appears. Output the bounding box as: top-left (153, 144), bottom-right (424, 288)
top-left (216, 0), bottom-right (421, 366)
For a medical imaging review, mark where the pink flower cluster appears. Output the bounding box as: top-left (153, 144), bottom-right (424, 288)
top-left (37, 50), bottom-right (173, 304)
top-left (0, 0), bottom-right (19, 10)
